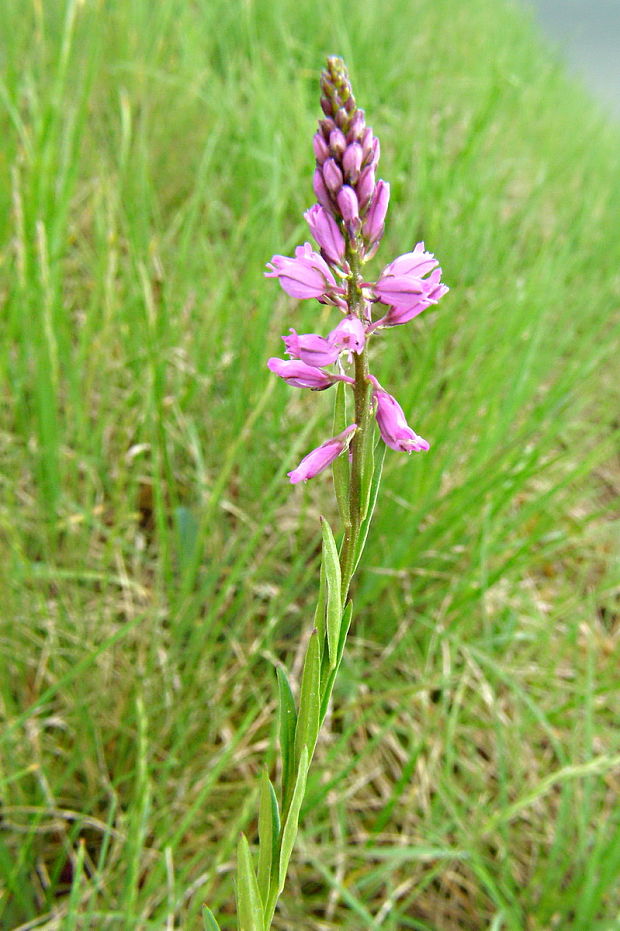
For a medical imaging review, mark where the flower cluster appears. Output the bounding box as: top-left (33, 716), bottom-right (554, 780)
top-left (266, 57), bottom-right (448, 484)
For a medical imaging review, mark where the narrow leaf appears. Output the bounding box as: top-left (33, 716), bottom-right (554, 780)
top-left (332, 382), bottom-right (351, 524)
top-left (359, 422), bottom-right (376, 522)
top-left (236, 834), bottom-right (263, 931)
top-left (320, 516), bottom-right (342, 668)
top-left (202, 906), bottom-right (222, 931)
top-left (277, 667), bottom-right (297, 812)
top-left (336, 600), bottom-right (354, 666)
top-left (278, 746), bottom-right (310, 894)
top-left (320, 601), bottom-right (354, 724)
top-left (313, 561), bottom-right (327, 650)
top-left (257, 769), bottom-right (280, 901)
top-left (353, 442), bottom-right (386, 574)
top-left (294, 630), bottom-right (321, 766)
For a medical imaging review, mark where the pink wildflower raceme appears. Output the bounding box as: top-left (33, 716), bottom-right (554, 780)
top-left (265, 56), bottom-right (449, 482)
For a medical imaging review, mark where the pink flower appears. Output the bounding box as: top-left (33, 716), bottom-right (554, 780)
top-left (372, 275), bottom-right (425, 309)
top-left (304, 204), bottom-right (346, 265)
top-left (323, 158), bottom-right (344, 195)
top-left (342, 142), bottom-right (363, 183)
top-left (329, 129), bottom-right (347, 158)
top-left (362, 180), bottom-right (390, 246)
top-left (380, 242), bottom-right (439, 278)
top-left (372, 386), bottom-right (429, 452)
top-left (288, 424), bottom-right (357, 483)
top-left (374, 269), bottom-right (449, 327)
top-left (265, 243), bottom-right (341, 301)
top-left (372, 242), bottom-right (447, 312)
top-left (356, 164), bottom-right (375, 210)
top-left (313, 133), bottom-right (329, 163)
top-left (282, 329), bottom-right (340, 367)
top-left (336, 186), bottom-right (359, 223)
top-left (329, 316), bottom-right (365, 354)
top-left (267, 358), bottom-right (337, 389)
top-left (268, 357), bottom-right (354, 389)
top-left (313, 168), bottom-right (332, 211)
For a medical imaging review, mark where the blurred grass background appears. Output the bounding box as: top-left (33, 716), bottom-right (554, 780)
top-left (1, 0), bottom-right (619, 928)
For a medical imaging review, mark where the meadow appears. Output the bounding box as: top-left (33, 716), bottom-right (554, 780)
top-left (1, 0), bottom-right (619, 928)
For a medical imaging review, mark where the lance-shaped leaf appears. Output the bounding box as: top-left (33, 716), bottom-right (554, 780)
top-left (236, 834), bottom-right (263, 931)
top-left (294, 629), bottom-right (321, 766)
top-left (331, 382), bottom-right (351, 525)
top-left (320, 600), bottom-right (354, 724)
top-left (257, 769), bottom-right (280, 902)
top-left (278, 746), bottom-right (310, 894)
top-left (277, 667), bottom-right (297, 812)
top-left (313, 561), bottom-right (327, 652)
top-left (359, 417), bottom-right (376, 521)
top-left (320, 516), bottom-right (342, 668)
top-left (354, 443), bottom-right (386, 574)
top-left (202, 906), bottom-right (222, 931)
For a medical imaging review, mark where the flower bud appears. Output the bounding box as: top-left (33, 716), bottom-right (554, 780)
top-left (346, 109), bottom-right (366, 141)
top-left (343, 142), bottom-right (363, 183)
top-left (334, 107), bottom-right (348, 130)
top-left (362, 180), bottom-right (390, 245)
top-left (361, 127), bottom-right (375, 161)
top-left (304, 204), bottom-right (346, 265)
top-left (320, 94), bottom-right (333, 117)
top-left (323, 158), bottom-right (344, 195)
top-left (319, 118), bottom-right (336, 140)
top-left (369, 137), bottom-right (380, 169)
top-left (329, 128), bottom-right (347, 158)
top-left (313, 168), bottom-right (333, 211)
top-left (336, 185), bottom-right (359, 223)
top-left (356, 165), bottom-right (376, 211)
top-left (313, 132), bottom-right (329, 164)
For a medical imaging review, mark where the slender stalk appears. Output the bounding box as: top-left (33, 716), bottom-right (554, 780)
top-left (340, 245), bottom-right (371, 598)
top-left (224, 56), bottom-right (446, 931)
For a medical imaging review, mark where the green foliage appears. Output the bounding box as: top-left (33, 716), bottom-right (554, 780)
top-left (293, 632), bottom-right (321, 768)
top-left (236, 834), bottom-right (263, 931)
top-left (277, 747), bottom-right (310, 899)
top-left (332, 382), bottom-right (351, 525)
top-left (257, 770), bottom-right (280, 904)
top-left (276, 667), bottom-right (297, 815)
top-left (203, 906), bottom-right (223, 931)
top-left (320, 517), bottom-right (343, 667)
top-left (1, 0), bottom-right (619, 927)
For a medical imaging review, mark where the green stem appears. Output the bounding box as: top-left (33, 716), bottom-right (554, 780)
top-left (339, 243), bottom-right (372, 599)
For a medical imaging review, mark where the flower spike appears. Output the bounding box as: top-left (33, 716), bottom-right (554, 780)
top-left (266, 57), bottom-right (447, 478)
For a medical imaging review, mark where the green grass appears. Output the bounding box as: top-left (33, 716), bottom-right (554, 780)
top-left (1, 0), bottom-right (619, 927)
